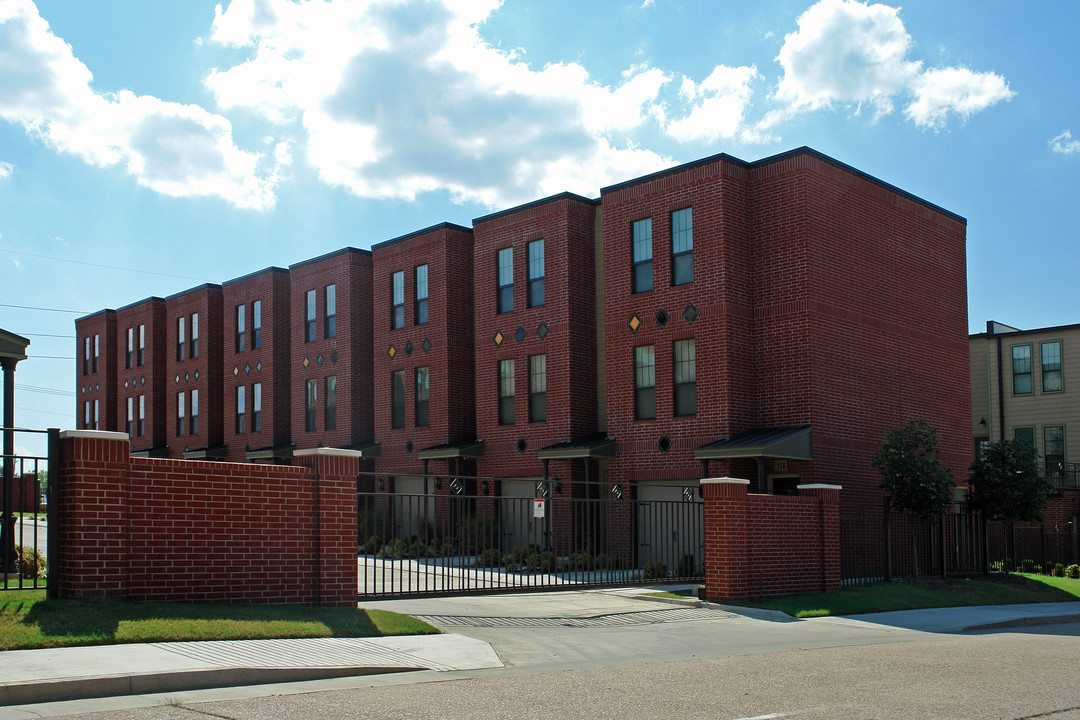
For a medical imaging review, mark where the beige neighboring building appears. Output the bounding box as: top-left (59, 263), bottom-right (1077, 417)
top-left (970, 320), bottom-right (1080, 489)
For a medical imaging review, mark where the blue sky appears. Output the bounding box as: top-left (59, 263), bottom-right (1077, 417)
top-left (1, 0), bottom-right (1077, 453)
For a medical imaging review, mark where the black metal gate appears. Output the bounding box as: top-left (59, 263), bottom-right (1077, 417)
top-left (358, 474), bottom-right (704, 598)
top-left (2, 427), bottom-right (58, 594)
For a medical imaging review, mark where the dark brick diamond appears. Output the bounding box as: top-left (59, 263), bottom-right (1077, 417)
top-left (421, 338), bottom-right (431, 353)
top-left (683, 303), bottom-right (699, 324)
top-left (404, 341), bottom-right (413, 356)
top-left (657, 435), bottom-right (672, 454)
top-left (516, 437), bottom-right (528, 454)
top-left (515, 326), bottom-right (527, 343)
top-left (655, 308), bottom-right (669, 328)
top-left (537, 322), bottom-right (549, 339)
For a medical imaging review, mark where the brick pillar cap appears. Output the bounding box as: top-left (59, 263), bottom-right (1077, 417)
top-left (701, 477), bottom-right (750, 485)
top-left (797, 483), bottom-right (842, 490)
top-left (59, 430), bottom-right (129, 441)
top-left (294, 447), bottom-right (365, 458)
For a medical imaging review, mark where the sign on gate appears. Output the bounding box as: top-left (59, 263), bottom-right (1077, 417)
top-left (533, 498), bottom-right (546, 518)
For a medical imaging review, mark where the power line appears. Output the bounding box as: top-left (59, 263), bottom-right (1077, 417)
top-left (17, 406), bottom-right (71, 419)
top-left (1, 303), bottom-right (88, 314)
top-left (14, 384), bottom-right (75, 398)
top-left (0, 248), bottom-right (210, 282)
top-left (17, 332), bottom-right (76, 339)
top-left (28, 356), bottom-right (76, 360)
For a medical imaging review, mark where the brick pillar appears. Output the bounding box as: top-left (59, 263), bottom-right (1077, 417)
top-left (798, 483), bottom-right (842, 593)
top-left (702, 477), bottom-right (749, 602)
top-left (57, 430), bottom-right (131, 598)
top-left (295, 448), bottom-right (359, 607)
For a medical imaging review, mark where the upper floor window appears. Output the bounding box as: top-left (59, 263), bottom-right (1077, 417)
top-left (190, 388), bottom-right (199, 435)
top-left (126, 397), bottom-right (134, 437)
top-left (93, 399), bottom-right (99, 430)
top-left (415, 366), bottom-right (429, 427)
top-left (415, 265), bottom-right (429, 325)
top-left (632, 218), bottom-right (653, 293)
top-left (392, 271), bottom-right (405, 329)
top-left (528, 239), bottom-right (544, 308)
top-left (325, 375), bottom-right (338, 431)
top-left (93, 334), bottom-right (100, 373)
top-left (83, 401), bottom-right (90, 429)
top-left (176, 391), bottom-right (185, 436)
top-left (1012, 344), bottom-right (1032, 395)
top-left (176, 317), bottom-right (185, 362)
top-left (253, 382), bottom-right (262, 432)
top-left (673, 339), bottom-right (696, 417)
top-left (391, 370), bottom-right (405, 429)
top-left (236, 304), bottom-right (246, 353)
top-left (305, 290), bottom-right (317, 343)
top-left (1042, 341), bottom-right (1063, 392)
top-left (137, 325), bottom-right (145, 366)
top-left (498, 359), bottom-right (515, 425)
top-left (1014, 426), bottom-right (1035, 448)
top-left (236, 385), bottom-right (245, 434)
top-left (1044, 425), bottom-right (1065, 473)
top-left (138, 395), bottom-right (145, 437)
top-left (305, 379), bottom-right (317, 432)
top-left (252, 300), bottom-right (262, 349)
top-left (83, 337), bottom-right (90, 375)
top-left (325, 284), bottom-right (336, 338)
top-left (671, 208), bottom-right (693, 286)
top-left (497, 247), bottom-right (513, 314)
top-left (125, 328), bottom-right (134, 369)
top-left (634, 345), bottom-right (656, 420)
top-left (191, 313), bottom-right (199, 358)
top-left (529, 354), bottom-right (546, 423)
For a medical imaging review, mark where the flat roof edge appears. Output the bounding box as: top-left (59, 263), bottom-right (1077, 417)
top-left (370, 222), bottom-right (474, 251)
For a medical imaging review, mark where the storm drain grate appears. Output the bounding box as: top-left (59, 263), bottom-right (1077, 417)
top-left (414, 607), bottom-right (735, 628)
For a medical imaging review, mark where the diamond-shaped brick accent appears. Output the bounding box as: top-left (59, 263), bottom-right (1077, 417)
top-left (515, 326), bottom-right (526, 343)
top-left (245, 363), bottom-right (251, 374)
top-left (316, 354), bottom-right (324, 366)
top-left (388, 346), bottom-right (396, 358)
top-left (421, 338), bottom-right (431, 353)
top-left (657, 435), bottom-right (672, 454)
top-left (683, 303), bottom-right (699, 324)
top-left (175, 374), bottom-right (180, 384)
top-left (330, 350), bottom-right (338, 363)
top-left (194, 370), bottom-right (199, 380)
top-left (302, 357), bottom-right (310, 368)
top-left (516, 437), bottom-right (528, 454)
top-left (628, 314), bottom-right (642, 332)
top-left (405, 440), bottom-right (414, 454)
top-left (537, 322), bottom-right (549, 339)
top-left (494, 331), bottom-right (504, 346)
top-left (404, 341), bottom-right (413, 356)
top-left (655, 308), bottom-right (669, 328)
top-left (256, 361), bottom-right (262, 372)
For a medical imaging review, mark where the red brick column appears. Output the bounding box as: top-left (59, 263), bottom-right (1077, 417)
top-left (295, 449), bottom-right (360, 607)
top-left (798, 483), bottom-right (842, 593)
top-left (702, 477), bottom-right (749, 602)
top-left (57, 430), bottom-right (131, 597)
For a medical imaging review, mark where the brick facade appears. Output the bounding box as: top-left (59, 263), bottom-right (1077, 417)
top-left (164, 284), bottom-right (224, 459)
top-left (114, 297), bottom-right (167, 455)
top-left (75, 310), bottom-right (116, 433)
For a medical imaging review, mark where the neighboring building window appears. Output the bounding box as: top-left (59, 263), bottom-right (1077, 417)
top-left (93, 399), bottom-right (99, 430)
top-left (632, 218), bottom-right (653, 293)
top-left (93, 334), bottom-right (100, 372)
top-left (392, 271), bottom-right (405, 329)
top-left (498, 359), bottom-right (515, 425)
top-left (176, 317), bottom-right (185, 362)
top-left (527, 239), bottom-right (544, 308)
top-left (497, 247), bottom-right (513, 314)
top-left (177, 392), bottom-right (185, 436)
top-left (236, 385), bottom-right (245, 434)
top-left (671, 207), bottom-right (693, 286)
top-left (415, 265), bottom-right (429, 325)
top-left (673, 339), bottom-right (696, 417)
top-left (1042, 341), bottom-right (1063, 392)
top-left (126, 397), bottom-right (133, 437)
top-left (325, 375), bottom-right (337, 431)
top-left (83, 337), bottom-right (90, 375)
top-left (137, 324), bottom-right (145, 366)
top-left (325, 284), bottom-right (336, 338)
top-left (252, 300), bottom-right (262, 349)
top-left (190, 389), bottom-right (199, 435)
top-left (634, 345), bottom-right (656, 420)
top-left (1012, 344), bottom-right (1032, 395)
top-left (305, 289), bottom-right (316, 343)
top-left (1014, 426), bottom-right (1035, 448)
top-left (138, 395), bottom-right (145, 437)
top-left (191, 313), bottom-right (199, 358)
top-left (126, 327), bottom-right (134, 369)
top-left (391, 370), bottom-right (405, 429)
top-left (529, 354), bottom-right (546, 423)
top-left (305, 380), bottom-right (317, 432)
top-left (974, 437), bottom-right (990, 459)
top-left (253, 382), bottom-right (262, 432)
top-left (415, 367), bottom-right (429, 427)
top-left (83, 401), bottom-right (90, 429)
top-left (236, 304), bottom-right (246, 353)
top-left (1044, 425), bottom-right (1065, 474)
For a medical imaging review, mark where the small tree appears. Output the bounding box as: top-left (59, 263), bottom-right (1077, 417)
top-left (968, 439), bottom-right (1054, 570)
top-left (872, 419), bottom-right (954, 576)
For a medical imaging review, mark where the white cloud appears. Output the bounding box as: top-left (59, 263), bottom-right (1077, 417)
top-left (0, 0), bottom-right (286, 209)
top-left (667, 65), bottom-right (765, 144)
top-left (0, 160), bottom-right (12, 178)
top-left (1050, 130), bottom-right (1080, 155)
top-left (773, 0), bottom-right (1013, 128)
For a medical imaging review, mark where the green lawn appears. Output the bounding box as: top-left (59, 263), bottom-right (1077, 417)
top-left (0, 590), bottom-right (438, 651)
top-left (732, 574), bottom-right (1080, 618)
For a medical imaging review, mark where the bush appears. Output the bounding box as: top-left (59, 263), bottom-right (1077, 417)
top-left (1066, 564), bottom-right (1080, 579)
top-left (1019, 559), bottom-right (1038, 574)
top-left (676, 553), bottom-right (696, 578)
top-left (643, 561), bottom-right (669, 580)
top-left (1052, 563), bottom-right (1065, 578)
top-left (475, 548), bottom-right (501, 568)
top-left (17, 546), bottom-right (46, 579)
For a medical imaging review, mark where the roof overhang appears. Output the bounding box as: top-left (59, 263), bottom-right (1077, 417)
top-left (0, 328), bottom-right (30, 362)
top-left (130, 446), bottom-right (170, 459)
top-left (183, 445), bottom-right (229, 461)
top-left (246, 443), bottom-right (295, 461)
top-left (537, 436), bottom-right (617, 460)
top-left (695, 425), bottom-right (813, 461)
top-left (417, 440), bottom-right (484, 460)
top-left (346, 440), bottom-right (381, 459)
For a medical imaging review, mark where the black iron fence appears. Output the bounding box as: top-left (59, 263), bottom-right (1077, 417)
top-left (358, 473), bottom-right (704, 598)
top-left (2, 427), bottom-right (58, 594)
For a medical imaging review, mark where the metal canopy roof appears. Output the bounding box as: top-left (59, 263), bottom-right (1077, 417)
top-left (0, 328), bottom-right (30, 362)
top-left (537, 435), bottom-right (617, 460)
top-left (417, 439), bottom-right (484, 460)
top-left (695, 425), bottom-right (813, 461)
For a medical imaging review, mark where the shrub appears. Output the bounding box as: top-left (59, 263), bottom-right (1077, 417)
top-left (17, 546), bottom-right (46, 579)
top-left (676, 553), bottom-right (696, 578)
top-left (475, 548), bottom-right (501, 568)
top-left (1052, 563), bottom-right (1065, 578)
top-left (1019, 559), bottom-right (1037, 573)
top-left (1066, 564), bottom-right (1080, 579)
top-left (643, 561), bottom-right (669, 580)
top-left (562, 552), bottom-right (593, 572)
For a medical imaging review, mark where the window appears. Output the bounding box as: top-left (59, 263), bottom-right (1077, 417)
top-left (305, 380), bottom-right (317, 432)
top-left (325, 284), bottom-right (336, 338)
top-left (415, 367), bottom-right (429, 427)
top-left (634, 345), bottom-right (656, 420)
top-left (83, 401), bottom-right (90, 429)
top-left (391, 370), bottom-right (405, 429)
top-left (1012, 344), bottom-right (1032, 395)
top-left (498, 359), bottom-right (515, 425)
top-left (305, 289), bottom-right (316, 343)
top-left (93, 334), bottom-right (100, 372)
top-left (177, 392), bottom-right (185, 436)
top-left (191, 313), bottom-right (199, 358)
top-left (126, 328), bottom-right (134, 369)
top-left (253, 383), bottom-right (262, 432)
top-left (176, 317), bottom-right (185, 361)
top-left (83, 337), bottom-right (90, 375)
top-left (671, 208), bottom-right (693, 285)
top-left (236, 304), bottom-right (246, 352)
top-left (93, 399), bottom-right (99, 430)
top-left (529, 354), bottom-right (546, 423)
top-left (673, 339), bottom-right (696, 416)
top-left (497, 247), bottom-right (513, 314)
top-left (325, 376), bottom-right (337, 431)
top-left (1044, 425), bottom-right (1065, 474)
top-left (138, 395), bottom-right (145, 437)
top-left (415, 265), bottom-right (429, 325)
top-left (252, 300), bottom-right (262, 349)
top-left (632, 218), bottom-right (653, 293)
top-left (236, 385), bottom-right (245, 434)
top-left (190, 389), bottom-right (199, 435)
top-left (1042, 341), bottom-right (1063, 392)
top-left (138, 325), bottom-right (145, 366)
top-left (126, 397), bottom-right (133, 437)
top-left (1014, 426), bottom-right (1035, 448)
top-left (391, 271), bottom-right (405, 329)
top-left (528, 239), bottom-right (544, 308)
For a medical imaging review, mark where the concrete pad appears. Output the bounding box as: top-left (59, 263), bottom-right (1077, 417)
top-left (805, 601), bottom-right (1080, 633)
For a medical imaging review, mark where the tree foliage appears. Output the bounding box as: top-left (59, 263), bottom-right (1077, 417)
top-left (872, 419), bottom-right (954, 521)
top-left (968, 439), bottom-right (1054, 525)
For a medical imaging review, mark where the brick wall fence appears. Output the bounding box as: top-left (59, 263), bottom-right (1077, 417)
top-left (703, 478), bottom-right (840, 602)
top-left (56, 430), bottom-right (358, 606)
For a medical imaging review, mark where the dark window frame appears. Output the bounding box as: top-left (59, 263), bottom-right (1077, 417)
top-left (498, 358), bottom-right (515, 425)
top-left (137, 325), bottom-right (145, 366)
top-left (125, 327), bottom-right (133, 369)
top-left (632, 218), bottom-right (653, 293)
top-left (305, 289), bottom-right (317, 343)
top-left (634, 345), bottom-right (656, 421)
top-left (391, 370), bottom-right (406, 429)
top-left (253, 382), bottom-right (262, 433)
top-left (392, 271), bottom-right (405, 330)
top-left (325, 284), bottom-right (337, 338)
top-left (415, 265), bottom-right (429, 325)
top-left (497, 247), bottom-right (514, 314)
top-left (126, 396), bottom-right (133, 437)
top-left (176, 391), bottom-right (185, 436)
top-left (1012, 344), bottom-right (1032, 395)
top-left (325, 375), bottom-right (337, 431)
top-left (671, 207), bottom-right (693, 286)
top-left (415, 366), bottom-right (429, 428)
top-left (176, 317), bottom-right (185, 362)
top-left (236, 304), bottom-right (246, 353)
top-left (190, 388), bottom-right (199, 436)
top-left (138, 394), bottom-right (145, 437)
top-left (528, 354), bottom-right (546, 423)
top-left (252, 300), bottom-right (262, 349)
top-left (93, 334), bottom-right (100, 372)
top-left (236, 385), bottom-right (245, 435)
top-left (305, 379), bottom-right (317, 432)
top-left (673, 338), bottom-right (696, 417)
top-left (191, 313), bottom-right (199, 359)
top-left (1042, 340), bottom-right (1063, 393)
top-left (527, 239), bottom-right (544, 308)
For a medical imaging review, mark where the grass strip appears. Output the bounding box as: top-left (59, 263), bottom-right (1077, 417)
top-left (0, 591), bottom-right (438, 651)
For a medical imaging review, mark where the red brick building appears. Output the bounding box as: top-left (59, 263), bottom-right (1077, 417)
top-left (76, 310), bottom-right (116, 433)
top-left (164, 284), bottom-right (224, 460)
top-left (114, 297), bottom-right (167, 456)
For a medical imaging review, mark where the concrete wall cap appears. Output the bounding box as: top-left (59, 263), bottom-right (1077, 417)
top-left (797, 483), bottom-right (842, 490)
top-left (700, 477), bottom-right (750, 485)
top-left (59, 430), bottom-right (130, 441)
top-left (294, 447), bottom-right (365, 458)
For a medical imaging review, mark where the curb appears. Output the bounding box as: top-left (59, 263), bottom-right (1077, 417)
top-left (0, 666), bottom-right (419, 707)
top-left (963, 613), bottom-right (1080, 632)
